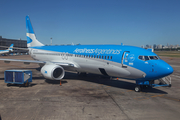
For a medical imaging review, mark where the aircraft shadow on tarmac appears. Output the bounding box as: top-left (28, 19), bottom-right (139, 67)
top-left (0, 71), bottom-right (167, 94)
top-left (45, 79), bottom-right (68, 84)
top-left (63, 72), bottom-right (168, 94)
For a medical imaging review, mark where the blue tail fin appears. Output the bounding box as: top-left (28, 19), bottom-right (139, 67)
top-left (8, 44), bottom-right (13, 51)
top-left (26, 16), bottom-right (44, 47)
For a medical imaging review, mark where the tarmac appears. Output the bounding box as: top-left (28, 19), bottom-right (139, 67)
top-left (0, 55), bottom-right (180, 120)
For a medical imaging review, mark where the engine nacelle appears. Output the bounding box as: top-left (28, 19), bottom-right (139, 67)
top-left (41, 64), bottom-right (65, 80)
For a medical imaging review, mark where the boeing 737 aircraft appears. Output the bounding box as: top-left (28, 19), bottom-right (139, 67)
top-left (0, 44), bottom-right (13, 54)
top-left (0, 16), bottom-right (174, 92)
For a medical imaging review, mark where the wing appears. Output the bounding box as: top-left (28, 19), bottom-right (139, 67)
top-left (0, 58), bottom-right (75, 67)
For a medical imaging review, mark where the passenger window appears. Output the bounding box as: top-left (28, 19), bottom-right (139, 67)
top-left (107, 56), bottom-right (109, 59)
top-left (110, 56), bottom-right (112, 59)
top-left (102, 56), bottom-right (103, 59)
top-left (105, 56), bottom-right (106, 59)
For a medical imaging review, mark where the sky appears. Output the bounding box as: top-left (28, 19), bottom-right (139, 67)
top-left (0, 0), bottom-right (180, 47)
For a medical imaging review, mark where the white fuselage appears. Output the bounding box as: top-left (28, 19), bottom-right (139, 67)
top-left (0, 50), bottom-right (9, 54)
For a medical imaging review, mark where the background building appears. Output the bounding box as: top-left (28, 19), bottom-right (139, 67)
top-left (0, 36), bottom-right (27, 53)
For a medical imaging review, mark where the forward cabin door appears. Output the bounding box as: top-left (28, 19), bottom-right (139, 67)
top-left (121, 51), bottom-right (130, 68)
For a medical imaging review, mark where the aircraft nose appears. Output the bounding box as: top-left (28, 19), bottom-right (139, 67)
top-left (160, 61), bottom-right (173, 77)
top-left (165, 65), bottom-right (173, 75)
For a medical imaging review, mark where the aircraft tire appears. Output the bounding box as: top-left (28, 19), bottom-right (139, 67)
top-left (135, 86), bottom-right (141, 92)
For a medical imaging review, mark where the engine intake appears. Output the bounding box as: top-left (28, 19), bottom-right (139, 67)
top-left (41, 64), bottom-right (65, 80)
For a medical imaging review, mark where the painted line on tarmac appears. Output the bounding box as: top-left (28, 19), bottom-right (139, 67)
top-left (134, 94), bottom-right (165, 101)
top-left (119, 91), bottom-right (125, 94)
top-left (151, 94), bottom-right (165, 98)
top-left (127, 90), bottom-right (133, 92)
top-left (171, 65), bottom-right (180, 68)
top-left (104, 86), bottom-right (111, 90)
top-left (160, 96), bottom-right (180, 102)
top-left (134, 93), bottom-right (180, 102)
top-left (133, 96), bottom-right (149, 101)
top-left (171, 75), bottom-right (180, 78)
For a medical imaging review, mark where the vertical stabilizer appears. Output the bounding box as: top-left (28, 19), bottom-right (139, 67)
top-left (8, 44), bottom-right (13, 51)
top-left (26, 16), bottom-right (44, 47)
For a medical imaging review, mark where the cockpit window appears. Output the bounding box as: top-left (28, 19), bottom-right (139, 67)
top-left (144, 56), bottom-right (149, 61)
top-left (149, 56), bottom-right (159, 60)
top-left (138, 56), bottom-right (144, 60)
top-left (139, 55), bottom-right (159, 61)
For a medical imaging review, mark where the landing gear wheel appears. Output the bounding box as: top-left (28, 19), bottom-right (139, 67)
top-left (135, 86), bottom-right (141, 92)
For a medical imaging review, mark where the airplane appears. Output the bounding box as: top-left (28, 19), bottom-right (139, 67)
top-left (0, 16), bottom-right (174, 92)
top-left (0, 44), bottom-right (13, 55)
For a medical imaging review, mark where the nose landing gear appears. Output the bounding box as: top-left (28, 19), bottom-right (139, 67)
top-left (135, 86), bottom-right (141, 92)
top-left (135, 77), bottom-right (171, 92)
top-left (135, 80), bottom-right (150, 92)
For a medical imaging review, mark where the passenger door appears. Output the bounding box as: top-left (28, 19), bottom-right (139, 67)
top-left (121, 51), bottom-right (130, 68)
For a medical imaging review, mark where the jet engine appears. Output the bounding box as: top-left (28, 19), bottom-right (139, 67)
top-left (41, 64), bottom-right (65, 80)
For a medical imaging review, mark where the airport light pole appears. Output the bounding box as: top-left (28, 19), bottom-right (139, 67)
top-left (50, 38), bottom-right (52, 45)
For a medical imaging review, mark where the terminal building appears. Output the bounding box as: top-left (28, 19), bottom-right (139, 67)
top-left (0, 36), bottom-right (27, 54)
